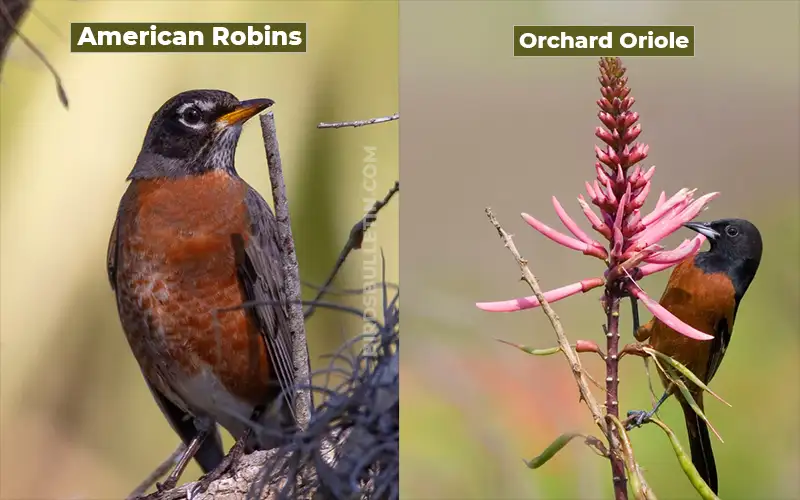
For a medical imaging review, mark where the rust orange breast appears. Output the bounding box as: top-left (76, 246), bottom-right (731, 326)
top-left (115, 170), bottom-right (270, 405)
top-left (643, 259), bottom-right (736, 383)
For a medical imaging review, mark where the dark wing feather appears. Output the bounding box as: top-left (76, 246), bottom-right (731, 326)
top-left (107, 217), bottom-right (119, 290)
top-left (706, 317), bottom-right (731, 383)
top-left (240, 186), bottom-right (296, 424)
top-left (106, 200), bottom-right (224, 472)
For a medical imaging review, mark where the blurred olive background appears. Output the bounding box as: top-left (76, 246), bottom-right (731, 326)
top-left (0, 1), bottom-right (397, 498)
top-left (401, 1), bottom-right (798, 499)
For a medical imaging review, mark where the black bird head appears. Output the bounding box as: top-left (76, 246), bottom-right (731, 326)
top-left (129, 89), bottom-right (274, 180)
top-left (683, 218), bottom-right (763, 301)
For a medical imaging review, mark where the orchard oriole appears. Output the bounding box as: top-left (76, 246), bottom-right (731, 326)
top-left (628, 218), bottom-right (763, 495)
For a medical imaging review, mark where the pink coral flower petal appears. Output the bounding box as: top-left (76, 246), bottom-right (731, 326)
top-left (655, 191), bottom-right (667, 209)
top-left (578, 196), bottom-right (612, 240)
top-left (476, 278), bottom-right (605, 312)
top-left (631, 181), bottom-right (651, 208)
top-left (602, 177), bottom-right (617, 204)
top-left (644, 235), bottom-right (706, 264)
top-left (585, 181), bottom-right (598, 201)
top-left (629, 286), bottom-right (714, 340)
top-left (641, 188), bottom-right (691, 226)
top-left (639, 261), bottom-right (677, 277)
top-left (635, 192), bottom-right (719, 247)
top-left (522, 213), bottom-right (608, 260)
top-left (593, 180), bottom-right (606, 204)
top-left (552, 196), bottom-right (603, 248)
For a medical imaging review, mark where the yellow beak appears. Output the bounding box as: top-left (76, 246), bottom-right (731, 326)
top-left (215, 98), bottom-right (275, 128)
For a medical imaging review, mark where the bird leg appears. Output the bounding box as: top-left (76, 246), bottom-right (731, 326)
top-left (629, 295), bottom-right (641, 335)
top-left (625, 390), bottom-right (670, 430)
top-left (156, 429), bottom-right (209, 492)
top-left (190, 406), bottom-right (266, 496)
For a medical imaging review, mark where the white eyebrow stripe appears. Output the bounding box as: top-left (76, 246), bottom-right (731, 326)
top-left (195, 100), bottom-right (216, 112)
top-left (176, 100), bottom-right (215, 114)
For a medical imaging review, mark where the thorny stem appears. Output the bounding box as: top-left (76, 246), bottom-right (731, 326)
top-left (605, 288), bottom-right (627, 500)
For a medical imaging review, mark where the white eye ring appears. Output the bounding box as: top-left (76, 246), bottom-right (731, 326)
top-left (176, 103), bottom-right (206, 129)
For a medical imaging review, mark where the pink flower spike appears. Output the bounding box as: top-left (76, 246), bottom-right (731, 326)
top-left (641, 188), bottom-right (691, 226)
top-left (643, 165), bottom-right (656, 181)
top-left (598, 112), bottom-right (616, 130)
top-left (578, 196), bottom-right (612, 239)
top-left (655, 191), bottom-right (667, 209)
top-left (614, 184), bottom-right (631, 229)
top-left (552, 196), bottom-right (603, 248)
top-left (624, 209), bottom-right (644, 237)
top-left (628, 143), bottom-right (649, 165)
top-left (521, 213), bottom-right (608, 260)
top-left (639, 261), bottom-right (677, 277)
top-left (476, 278), bottom-right (605, 312)
top-left (593, 180), bottom-right (607, 204)
top-left (636, 192), bottom-right (718, 247)
top-left (674, 192), bottom-right (720, 224)
top-left (595, 145), bottom-right (611, 166)
top-left (631, 180), bottom-right (651, 208)
top-left (607, 147), bottom-right (621, 166)
top-left (629, 165), bottom-right (642, 184)
top-left (615, 165), bottom-right (625, 185)
top-left (632, 192), bottom-right (718, 250)
top-left (612, 226), bottom-right (624, 257)
top-left (623, 123), bottom-right (642, 144)
top-left (620, 244), bottom-right (662, 264)
top-left (596, 163), bottom-right (610, 184)
top-left (585, 181), bottom-right (598, 203)
top-left (645, 235), bottom-right (705, 264)
top-left (629, 286), bottom-right (714, 341)
top-left (595, 127), bottom-right (615, 147)
top-left (603, 177), bottom-right (617, 204)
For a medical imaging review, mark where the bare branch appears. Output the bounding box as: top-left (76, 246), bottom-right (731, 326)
top-left (484, 207), bottom-right (607, 433)
top-left (0, 0), bottom-right (68, 108)
top-left (317, 113), bottom-right (399, 129)
top-left (305, 181), bottom-right (399, 320)
top-left (259, 111), bottom-right (313, 428)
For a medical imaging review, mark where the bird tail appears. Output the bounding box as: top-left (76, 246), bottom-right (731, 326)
top-left (681, 398), bottom-right (718, 494)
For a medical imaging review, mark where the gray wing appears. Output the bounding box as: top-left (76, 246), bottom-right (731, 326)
top-left (106, 196), bottom-right (224, 472)
top-left (240, 186), bottom-right (297, 424)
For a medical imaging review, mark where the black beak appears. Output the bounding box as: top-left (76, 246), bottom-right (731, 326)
top-left (683, 221), bottom-right (720, 240)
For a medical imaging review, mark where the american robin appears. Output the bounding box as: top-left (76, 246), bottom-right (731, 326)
top-left (628, 218), bottom-right (763, 494)
top-left (106, 89), bottom-right (296, 489)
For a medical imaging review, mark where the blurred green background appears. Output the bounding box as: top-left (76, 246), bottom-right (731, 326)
top-left (400, 1), bottom-right (798, 499)
top-left (0, 1), bottom-right (397, 498)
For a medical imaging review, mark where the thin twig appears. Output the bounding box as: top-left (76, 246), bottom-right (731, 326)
top-left (126, 443), bottom-right (186, 500)
top-left (304, 181), bottom-right (399, 320)
top-left (317, 113), bottom-right (399, 129)
top-left (0, 0), bottom-right (68, 108)
top-left (484, 207), bottom-right (607, 433)
top-left (259, 111), bottom-right (313, 428)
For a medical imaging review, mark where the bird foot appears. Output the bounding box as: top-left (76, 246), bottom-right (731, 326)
top-left (625, 409), bottom-right (652, 430)
top-left (189, 435), bottom-right (249, 498)
top-left (155, 477), bottom-right (178, 493)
